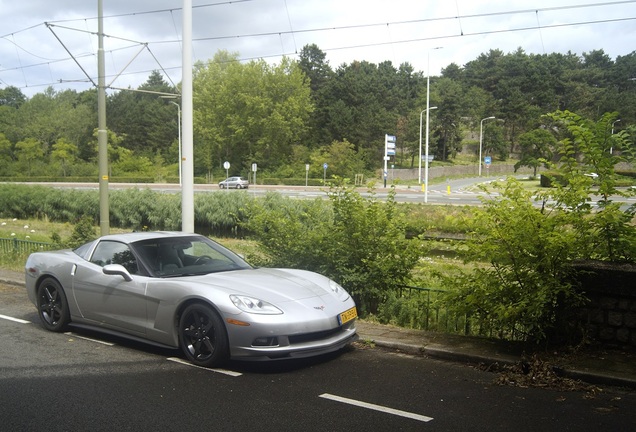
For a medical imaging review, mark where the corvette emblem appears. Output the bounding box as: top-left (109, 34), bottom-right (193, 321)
top-left (314, 306), bottom-right (325, 311)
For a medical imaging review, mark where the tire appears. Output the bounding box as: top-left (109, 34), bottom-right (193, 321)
top-left (36, 277), bottom-right (70, 332)
top-left (235, 184), bottom-right (242, 189)
top-left (178, 303), bottom-right (229, 367)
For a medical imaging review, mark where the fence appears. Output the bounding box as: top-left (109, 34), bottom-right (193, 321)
top-left (0, 238), bottom-right (52, 255)
top-left (397, 285), bottom-right (524, 341)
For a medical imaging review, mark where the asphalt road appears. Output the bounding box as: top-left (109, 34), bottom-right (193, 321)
top-left (1, 283), bottom-right (635, 432)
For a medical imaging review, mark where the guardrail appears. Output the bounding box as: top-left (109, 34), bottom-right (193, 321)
top-left (0, 238), bottom-right (52, 254)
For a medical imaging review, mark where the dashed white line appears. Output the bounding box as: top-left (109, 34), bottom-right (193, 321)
top-left (319, 393), bottom-right (434, 423)
top-left (0, 313), bottom-right (30, 324)
top-left (166, 357), bottom-right (243, 376)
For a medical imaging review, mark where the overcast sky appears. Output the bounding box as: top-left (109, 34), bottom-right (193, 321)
top-left (1, 0), bottom-right (635, 97)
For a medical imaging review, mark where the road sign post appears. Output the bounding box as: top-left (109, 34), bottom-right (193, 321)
top-left (223, 161), bottom-right (230, 190)
top-left (384, 134), bottom-right (396, 188)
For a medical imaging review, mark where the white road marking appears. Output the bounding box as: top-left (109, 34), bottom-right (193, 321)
top-left (64, 332), bottom-right (115, 346)
top-left (0, 313), bottom-right (30, 324)
top-left (166, 357), bottom-right (243, 376)
top-left (319, 393), bottom-right (434, 422)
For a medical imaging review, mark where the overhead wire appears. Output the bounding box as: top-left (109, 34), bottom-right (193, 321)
top-left (0, 1), bottom-right (634, 92)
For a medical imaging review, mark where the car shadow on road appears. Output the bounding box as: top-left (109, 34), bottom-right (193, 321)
top-left (66, 324), bottom-right (356, 374)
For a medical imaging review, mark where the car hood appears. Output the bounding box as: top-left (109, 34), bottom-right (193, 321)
top-left (186, 268), bottom-right (339, 303)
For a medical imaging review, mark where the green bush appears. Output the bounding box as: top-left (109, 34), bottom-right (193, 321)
top-left (246, 185), bottom-right (422, 315)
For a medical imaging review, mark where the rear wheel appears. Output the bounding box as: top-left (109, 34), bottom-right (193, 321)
top-left (178, 303), bottom-right (229, 367)
top-left (36, 277), bottom-right (70, 332)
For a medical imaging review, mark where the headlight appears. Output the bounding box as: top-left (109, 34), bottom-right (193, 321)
top-left (329, 280), bottom-right (351, 301)
top-left (230, 295), bottom-right (283, 315)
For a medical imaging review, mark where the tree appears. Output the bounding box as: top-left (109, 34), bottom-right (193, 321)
top-left (0, 132), bottom-right (13, 175)
top-left (107, 71), bottom-right (178, 157)
top-left (515, 128), bottom-right (557, 176)
top-left (14, 138), bottom-right (45, 176)
top-left (443, 110), bottom-right (636, 345)
top-left (442, 178), bottom-right (587, 344)
top-left (428, 77), bottom-right (463, 161)
top-left (193, 51), bottom-right (313, 174)
top-left (51, 138), bottom-right (78, 177)
top-left (298, 44), bottom-right (333, 94)
top-left (0, 86), bottom-right (26, 108)
top-left (308, 139), bottom-right (367, 179)
top-left (546, 110), bottom-right (636, 261)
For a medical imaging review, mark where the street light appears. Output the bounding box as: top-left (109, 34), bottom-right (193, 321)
top-left (479, 116), bottom-right (495, 176)
top-left (419, 106), bottom-right (437, 199)
top-left (421, 46), bottom-right (442, 203)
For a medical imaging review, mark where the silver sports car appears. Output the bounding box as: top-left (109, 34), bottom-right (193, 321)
top-left (25, 232), bottom-right (358, 367)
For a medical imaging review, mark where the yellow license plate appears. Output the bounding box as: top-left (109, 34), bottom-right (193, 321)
top-left (338, 307), bottom-right (357, 325)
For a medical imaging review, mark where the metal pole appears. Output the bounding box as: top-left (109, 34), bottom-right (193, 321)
top-left (424, 47), bottom-right (442, 202)
top-left (418, 110), bottom-right (423, 185)
top-left (479, 116), bottom-right (495, 176)
top-left (424, 106), bottom-right (437, 202)
top-left (181, 0), bottom-right (194, 232)
top-left (97, 0), bottom-right (109, 235)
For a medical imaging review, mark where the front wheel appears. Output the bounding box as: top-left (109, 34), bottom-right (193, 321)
top-left (36, 277), bottom-right (70, 332)
top-left (178, 303), bottom-right (229, 367)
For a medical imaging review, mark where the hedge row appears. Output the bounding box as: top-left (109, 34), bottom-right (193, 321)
top-left (0, 184), bottom-right (256, 237)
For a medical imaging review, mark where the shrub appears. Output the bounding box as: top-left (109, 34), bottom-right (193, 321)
top-left (247, 184), bottom-right (422, 315)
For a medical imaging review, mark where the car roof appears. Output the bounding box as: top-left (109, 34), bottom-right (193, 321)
top-left (98, 231), bottom-right (202, 244)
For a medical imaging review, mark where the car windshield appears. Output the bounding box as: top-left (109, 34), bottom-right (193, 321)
top-left (132, 236), bottom-right (252, 277)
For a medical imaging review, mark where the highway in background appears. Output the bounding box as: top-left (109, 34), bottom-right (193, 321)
top-left (11, 178), bottom-right (636, 207)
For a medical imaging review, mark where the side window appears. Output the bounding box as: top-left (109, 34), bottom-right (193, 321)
top-left (90, 241), bottom-right (138, 275)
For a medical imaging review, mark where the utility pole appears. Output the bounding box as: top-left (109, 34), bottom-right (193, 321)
top-left (97, 0), bottom-right (109, 235)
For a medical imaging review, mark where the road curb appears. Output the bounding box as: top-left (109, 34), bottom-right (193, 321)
top-left (368, 338), bottom-right (636, 390)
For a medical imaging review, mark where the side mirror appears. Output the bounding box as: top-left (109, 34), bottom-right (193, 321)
top-left (103, 264), bottom-right (133, 282)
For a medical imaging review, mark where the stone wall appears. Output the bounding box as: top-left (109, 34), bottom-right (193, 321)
top-left (572, 262), bottom-right (636, 348)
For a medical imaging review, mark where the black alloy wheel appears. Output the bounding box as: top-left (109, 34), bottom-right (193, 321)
top-left (179, 303), bottom-right (229, 367)
top-left (36, 277), bottom-right (70, 332)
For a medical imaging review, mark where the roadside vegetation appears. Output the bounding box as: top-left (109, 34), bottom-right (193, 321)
top-left (1, 38), bottom-right (636, 348)
top-left (2, 110), bottom-right (635, 347)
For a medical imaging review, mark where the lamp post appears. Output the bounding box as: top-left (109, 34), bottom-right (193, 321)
top-left (421, 46), bottom-right (442, 203)
top-left (479, 116), bottom-right (495, 176)
top-left (419, 106), bottom-right (438, 201)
